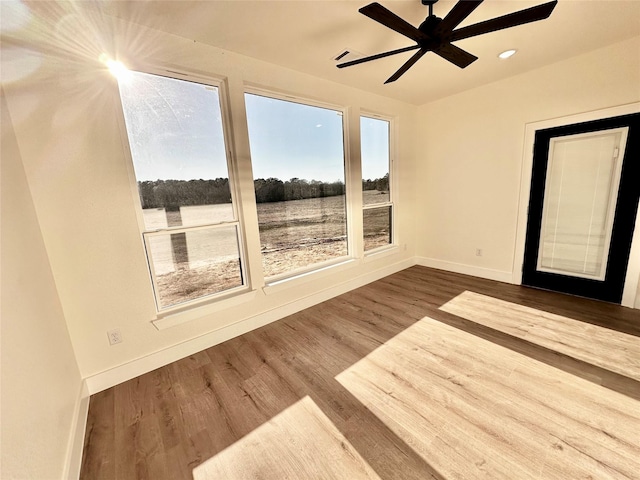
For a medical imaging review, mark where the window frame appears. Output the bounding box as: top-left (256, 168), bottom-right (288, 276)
top-left (116, 67), bottom-right (251, 314)
top-left (243, 87), bottom-right (354, 283)
top-left (360, 112), bottom-right (396, 254)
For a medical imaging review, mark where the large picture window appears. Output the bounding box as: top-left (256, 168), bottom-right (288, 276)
top-left (361, 115), bottom-right (393, 251)
top-left (244, 93), bottom-right (349, 279)
top-left (118, 71), bottom-right (246, 310)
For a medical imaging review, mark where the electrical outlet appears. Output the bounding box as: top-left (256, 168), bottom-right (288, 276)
top-left (476, 248), bottom-right (483, 257)
top-left (107, 329), bottom-right (123, 345)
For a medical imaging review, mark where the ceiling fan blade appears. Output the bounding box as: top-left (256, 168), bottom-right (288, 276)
top-left (384, 48), bottom-right (428, 84)
top-left (337, 45), bottom-right (421, 68)
top-left (434, 1), bottom-right (484, 36)
top-left (450, 0), bottom-right (558, 42)
top-left (360, 2), bottom-right (430, 42)
top-left (432, 43), bottom-right (478, 68)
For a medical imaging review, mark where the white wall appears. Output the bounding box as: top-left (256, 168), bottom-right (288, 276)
top-left (2, 9), bottom-right (418, 386)
top-left (1, 91), bottom-right (83, 479)
top-left (415, 36), bottom-right (640, 303)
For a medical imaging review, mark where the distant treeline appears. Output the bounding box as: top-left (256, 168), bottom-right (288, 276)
top-left (362, 173), bottom-right (389, 193)
top-left (138, 174), bottom-right (389, 209)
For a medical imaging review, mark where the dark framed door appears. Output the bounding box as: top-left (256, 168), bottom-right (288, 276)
top-left (522, 113), bottom-right (640, 303)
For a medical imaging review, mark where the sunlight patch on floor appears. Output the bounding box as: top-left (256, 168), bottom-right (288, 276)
top-left (440, 290), bottom-right (640, 382)
top-left (336, 316), bottom-right (640, 479)
top-left (192, 395), bottom-right (380, 480)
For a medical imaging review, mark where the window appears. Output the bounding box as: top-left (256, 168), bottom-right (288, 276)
top-left (361, 115), bottom-right (393, 251)
top-left (244, 93), bottom-right (348, 279)
top-left (117, 71), bottom-right (246, 310)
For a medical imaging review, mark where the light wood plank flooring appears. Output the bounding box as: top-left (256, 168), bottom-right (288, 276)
top-left (440, 290), bottom-right (640, 382)
top-left (80, 266), bottom-right (640, 479)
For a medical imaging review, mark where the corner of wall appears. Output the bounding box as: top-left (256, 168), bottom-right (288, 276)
top-left (63, 382), bottom-right (90, 480)
top-left (415, 256), bottom-right (513, 284)
top-left (1, 87), bottom-right (84, 480)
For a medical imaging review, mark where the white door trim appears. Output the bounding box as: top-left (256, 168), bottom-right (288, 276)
top-left (512, 102), bottom-right (640, 308)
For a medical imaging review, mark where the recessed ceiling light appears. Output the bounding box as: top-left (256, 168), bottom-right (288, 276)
top-left (498, 49), bottom-right (518, 59)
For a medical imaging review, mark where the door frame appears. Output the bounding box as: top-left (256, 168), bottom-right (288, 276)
top-left (513, 102), bottom-right (640, 308)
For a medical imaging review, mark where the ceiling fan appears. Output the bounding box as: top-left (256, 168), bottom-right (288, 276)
top-left (337, 0), bottom-right (558, 84)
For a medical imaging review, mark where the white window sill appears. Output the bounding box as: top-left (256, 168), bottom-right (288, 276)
top-left (262, 258), bottom-right (359, 296)
top-left (151, 249), bottom-right (399, 330)
top-left (152, 288), bottom-right (257, 330)
top-left (363, 244), bottom-right (400, 263)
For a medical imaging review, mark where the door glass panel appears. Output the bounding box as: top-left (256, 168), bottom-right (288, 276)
top-left (537, 128), bottom-right (628, 280)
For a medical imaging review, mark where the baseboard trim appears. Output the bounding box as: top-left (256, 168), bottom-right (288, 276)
top-left (85, 257), bottom-right (415, 395)
top-left (415, 257), bottom-right (513, 283)
top-left (63, 380), bottom-right (90, 480)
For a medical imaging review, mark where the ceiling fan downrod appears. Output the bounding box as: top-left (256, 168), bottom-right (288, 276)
top-left (421, 0), bottom-right (438, 17)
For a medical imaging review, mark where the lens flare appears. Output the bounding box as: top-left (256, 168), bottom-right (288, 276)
top-left (105, 59), bottom-right (130, 80)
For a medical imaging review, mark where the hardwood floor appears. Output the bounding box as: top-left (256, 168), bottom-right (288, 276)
top-left (80, 266), bottom-right (640, 479)
top-left (440, 291), bottom-right (640, 383)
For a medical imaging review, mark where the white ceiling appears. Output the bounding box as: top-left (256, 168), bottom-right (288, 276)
top-left (93, 1), bottom-right (640, 105)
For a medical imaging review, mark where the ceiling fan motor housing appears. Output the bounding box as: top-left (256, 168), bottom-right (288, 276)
top-left (419, 16), bottom-right (442, 37)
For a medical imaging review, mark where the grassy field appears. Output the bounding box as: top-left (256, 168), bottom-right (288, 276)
top-left (257, 194), bottom-right (348, 277)
top-left (146, 191), bottom-right (390, 308)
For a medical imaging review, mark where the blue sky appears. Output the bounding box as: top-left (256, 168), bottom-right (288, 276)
top-left (119, 71), bottom-right (389, 183)
top-left (245, 93), bottom-right (345, 183)
top-left (360, 116), bottom-right (390, 181)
